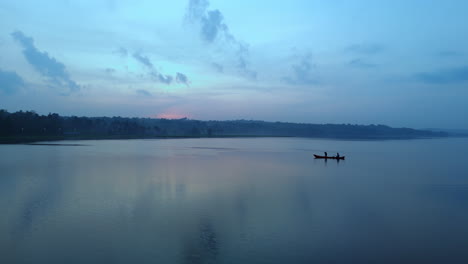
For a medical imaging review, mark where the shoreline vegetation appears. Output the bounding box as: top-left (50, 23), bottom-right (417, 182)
top-left (0, 110), bottom-right (449, 144)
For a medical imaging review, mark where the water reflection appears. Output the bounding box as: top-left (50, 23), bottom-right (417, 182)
top-left (182, 219), bottom-right (219, 264)
top-left (1, 138), bottom-right (468, 263)
top-left (13, 149), bottom-right (64, 237)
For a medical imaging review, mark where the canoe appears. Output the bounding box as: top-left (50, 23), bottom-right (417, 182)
top-left (314, 154), bottom-right (345, 160)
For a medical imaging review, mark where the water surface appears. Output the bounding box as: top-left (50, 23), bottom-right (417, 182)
top-left (1, 138), bottom-right (468, 263)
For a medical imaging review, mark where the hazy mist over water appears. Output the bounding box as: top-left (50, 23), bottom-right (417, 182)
top-left (1, 137), bottom-right (468, 263)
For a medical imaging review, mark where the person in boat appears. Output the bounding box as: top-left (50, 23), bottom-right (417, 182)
top-left (324, 152), bottom-right (328, 157)
top-left (336, 153), bottom-right (340, 158)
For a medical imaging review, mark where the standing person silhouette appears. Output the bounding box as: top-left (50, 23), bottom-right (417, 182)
top-left (336, 152), bottom-right (340, 158)
top-left (324, 152), bottom-right (328, 157)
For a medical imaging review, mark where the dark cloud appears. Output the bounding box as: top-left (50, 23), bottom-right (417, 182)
top-left (212, 62), bottom-right (224, 73)
top-left (413, 66), bottom-right (468, 84)
top-left (201, 9), bottom-right (227, 42)
top-left (105, 68), bottom-right (116, 74)
top-left (114, 47), bottom-right (128, 57)
top-left (186, 0), bottom-right (226, 43)
top-left (150, 71), bottom-right (173, 85)
top-left (237, 43), bottom-right (257, 80)
top-left (345, 43), bottom-right (384, 55)
top-left (283, 54), bottom-right (317, 85)
top-left (157, 74), bottom-right (173, 84)
top-left (132, 51), bottom-right (189, 86)
top-left (176, 72), bottom-right (189, 85)
top-left (133, 52), bottom-right (154, 69)
top-left (348, 58), bottom-right (377, 69)
top-left (11, 30), bottom-right (80, 93)
top-left (0, 69), bottom-right (24, 94)
top-left (239, 66), bottom-right (257, 80)
top-left (186, 0), bottom-right (256, 80)
top-left (136, 89), bottom-right (152, 97)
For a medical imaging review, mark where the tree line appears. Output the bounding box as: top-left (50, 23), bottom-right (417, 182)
top-left (0, 109), bottom-right (447, 142)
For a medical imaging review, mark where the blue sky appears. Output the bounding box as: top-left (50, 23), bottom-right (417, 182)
top-left (1, 0), bottom-right (467, 128)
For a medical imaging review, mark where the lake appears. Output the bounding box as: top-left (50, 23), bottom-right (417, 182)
top-left (1, 137), bottom-right (468, 263)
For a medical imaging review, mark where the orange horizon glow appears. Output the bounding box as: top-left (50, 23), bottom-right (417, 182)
top-left (154, 113), bottom-right (190, 119)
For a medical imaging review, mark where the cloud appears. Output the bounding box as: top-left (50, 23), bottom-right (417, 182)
top-left (149, 71), bottom-right (173, 84)
top-left (212, 62), bottom-right (224, 73)
top-left (283, 54), bottom-right (317, 85)
top-left (0, 69), bottom-right (24, 94)
top-left (345, 43), bottom-right (384, 55)
top-left (236, 43), bottom-right (257, 80)
top-left (156, 73), bottom-right (173, 84)
top-left (348, 58), bottom-right (377, 69)
top-left (176, 72), bottom-right (189, 85)
top-left (186, 0), bottom-right (226, 43)
top-left (413, 66), bottom-right (468, 84)
top-left (105, 68), bottom-right (116, 74)
top-left (11, 30), bottom-right (80, 93)
top-left (136, 89), bottom-right (152, 97)
top-left (132, 52), bottom-right (153, 69)
top-left (132, 51), bottom-right (189, 85)
top-left (201, 9), bottom-right (227, 43)
top-left (113, 47), bottom-right (128, 57)
top-left (186, 0), bottom-right (256, 79)
top-left (186, 0), bottom-right (209, 22)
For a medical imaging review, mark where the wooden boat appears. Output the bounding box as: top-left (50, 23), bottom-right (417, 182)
top-left (314, 154), bottom-right (345, 160)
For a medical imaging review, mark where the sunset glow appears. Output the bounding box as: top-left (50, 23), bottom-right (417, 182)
top-left (155, 113), bottom-right (189, 120)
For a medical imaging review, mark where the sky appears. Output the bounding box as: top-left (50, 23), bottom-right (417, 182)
top-left (1, 0), bottom-right (468, 129)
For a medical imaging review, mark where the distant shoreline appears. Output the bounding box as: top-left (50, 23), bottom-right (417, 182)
top-left (0, 110), bottom-right (449, 144)
top-left (0, 134), bottom-right (453, 145)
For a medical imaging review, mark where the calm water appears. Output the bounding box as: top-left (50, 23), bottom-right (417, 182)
top-left (1, 137), bottom-right (468, 263)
